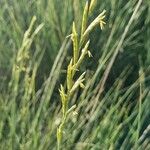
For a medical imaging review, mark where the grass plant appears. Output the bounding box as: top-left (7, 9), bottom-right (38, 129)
top-left (0, 0), bottom-right (149, 150)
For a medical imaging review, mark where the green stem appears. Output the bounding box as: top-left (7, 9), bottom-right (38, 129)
top-left (57, 96), bottom-right (69, 150)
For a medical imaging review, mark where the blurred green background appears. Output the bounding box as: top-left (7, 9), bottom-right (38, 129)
top-left (0, 0), bottom-right (150, 149)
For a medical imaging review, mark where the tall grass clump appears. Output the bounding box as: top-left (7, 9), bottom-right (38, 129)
top-left (0, 0), bottom-right (150, 150)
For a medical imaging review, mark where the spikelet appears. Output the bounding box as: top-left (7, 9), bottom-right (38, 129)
top-left (66, 105), bottom-right (76, 116)
top-left (23, 16), bottom-right (36, 43)
top-left (89, 0), bottom-right (97, 15)
top-left (80, 82), bottom-right (85, 89)
top-left (72, 22), bottom-right (78, 64)
top-left (81, 10), bottom-right (106, 43)
top-left (70, 72), bottom-right (86, 94)
top-left (81, 1), bottom-right (89, 37)
top-left (75, 40), bottom-right (90, 69)
top-left (88, 50), bottom-right (93, 57)
top-left (67, 59), bottom-right (73, 91)
top-left (59, 84), bottom-right (67, 116)
top-left (99, 15), bottom-right (106, 30)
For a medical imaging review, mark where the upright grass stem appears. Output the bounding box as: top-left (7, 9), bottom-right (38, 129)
top-left (57, 1), bottom-right (106, 149)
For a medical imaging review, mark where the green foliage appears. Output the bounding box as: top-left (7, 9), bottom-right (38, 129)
top-left (0, 0), bottom-right (150, 150)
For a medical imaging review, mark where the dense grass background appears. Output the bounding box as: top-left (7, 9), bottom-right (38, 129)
top-left (0, 0), bottom-right (150, 149)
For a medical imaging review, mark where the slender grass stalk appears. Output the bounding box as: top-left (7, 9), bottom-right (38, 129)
top-left (57, 1), bottom-right (106, 149)
top-left (135, 57), bottom-right (145, 148)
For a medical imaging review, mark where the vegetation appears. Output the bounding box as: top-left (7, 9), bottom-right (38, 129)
top-left (0, 0), bottom-right (150, 150)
